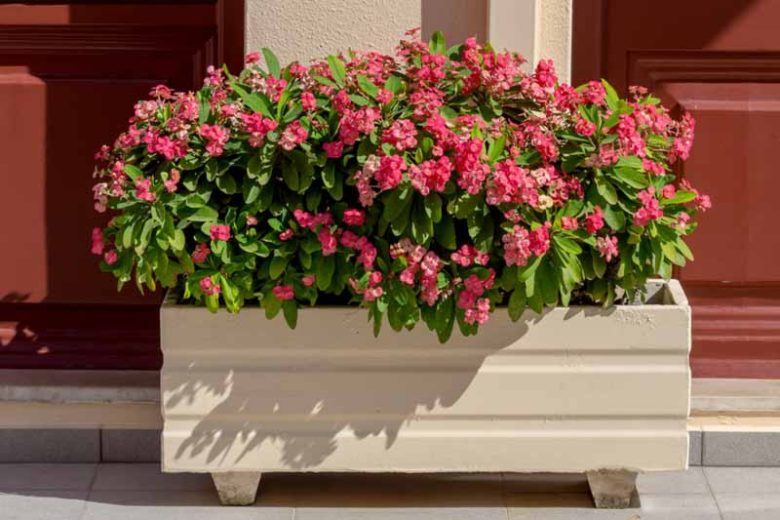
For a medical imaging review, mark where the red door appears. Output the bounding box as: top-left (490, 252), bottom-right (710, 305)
top-left (0, 1), bottom-right (243, 369)
top-left (574, 0), bottom-right (780, 378)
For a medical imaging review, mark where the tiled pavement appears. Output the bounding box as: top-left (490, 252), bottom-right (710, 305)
top-left (1, 464), bottom-right (779, 519)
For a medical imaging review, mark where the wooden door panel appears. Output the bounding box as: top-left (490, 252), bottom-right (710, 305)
top-left (0, 2), bottom-right (242, 369)
top-left (574, 0), bottom-right (780, 377)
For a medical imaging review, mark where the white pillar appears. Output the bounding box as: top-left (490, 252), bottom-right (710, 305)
top-left (245, 0), bottom-right (422, 65)
top-left (487, 0), bottom-right (573, 83)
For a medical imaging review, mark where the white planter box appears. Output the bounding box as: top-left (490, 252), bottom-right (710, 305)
top-left (161, 279), bottom-right (690, 506)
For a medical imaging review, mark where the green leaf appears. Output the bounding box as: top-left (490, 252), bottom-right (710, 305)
top-left (269, 254), bottom-right (287, 279)
top-left (434, 213), bottom-right (457, 250)
top-left (384, 75), bottom-right (403, 94)
top-left (123, 164), bottom-right (143, 180)
top-left (487, 135), bottom-right (506, 164)
top-left (602, 79), bottom-right (620, 111)
top-left (261, 48), bottom-right (281, 78)
top-left (230, 82), bottom-right (273, 118)
top-left (357, 75), bottom-right (379, 98)
top-left (429, 31), bottom-right (446, 55)
top-left (552, 235), bottom-right (582, 255)
top-left (316, 255), bottom-right (335, 290)
top-left (612, 166), bottom-right (648, 189)
top-left (508, 289), bottom-right (527, 321)
top-left (169, 229), bottom-right (186, 251)
top-left (281, 158), bottom-right (299, 191)
top-left (326, 55), bottom-right (346, 86)
top-left (282, 300), bottom-right (298, 329)
top-left (675, 237), bottom-right (694, 261)
top-left (216, 173), bottom-right (237, 194)
top-left (662, 190), bottom-right (697, 206)
top-left (603, 205), bottom-right (626, 231)
top-left (595, 175), bottom-right (618, 204)
top-left (449, 192), bottom-right (481, 219)
top-left (382, 186), bottom-right (412, 222)
top-left (188, 206), bottom-right (219, 222)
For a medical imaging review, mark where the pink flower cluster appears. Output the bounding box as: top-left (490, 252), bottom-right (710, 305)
top-left (409, 156), bottom-right (452, 195)
top-left (391, 239), bottom-right (443, 306)
top-left (457, 272), bottom-right (495, 325)
top-left (634, 188), bottom-right (663, 226)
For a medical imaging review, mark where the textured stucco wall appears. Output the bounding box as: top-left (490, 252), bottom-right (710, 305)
top-left (536, 0), bottom-right (572, 83)
top-left (245, 0), bottom-right (421, 65)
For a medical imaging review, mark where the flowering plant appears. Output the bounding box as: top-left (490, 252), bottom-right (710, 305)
top-left (91, 30), bottom-right (709, 341)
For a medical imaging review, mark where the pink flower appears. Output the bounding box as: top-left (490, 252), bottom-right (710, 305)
top-left (246, 215), bottom-right (258, 226)
top-left (454, 138), bottom-right (490, 194)
top-left (502, 225), bottom-right (532, 267)
top-left (669, 112), bottom-right (695, 163)
top-left (279, 120), bottom-right (308, 151)
top-left (585, 206), bottom-right (605, 234)
top-left (451, 244), bottom-right (488, 267)
top-left (535, 59), bottom-right (557, 88)
top-left (582, 81), bottom-right (606, 105)
top-left (210, 224), bottom-right (231, 241)
top-left (192, 243), bottom-right (210, 263)
top-left (301, 91), bottom-right (317, 111)
top-left (343, 209), bottom-right (365, 226)
top-left (561, 216), bottom-right (579, 230)
top-left (302, 275), bottom-right (316, 287)
top-left (245, 51), bottom-right (261, 64)
top-left (596, 236), bottom-right (619, 262)
top-left (103, 250), bottom-right (118, 265)
top-left (528, 224), bottom-right (551, 256)
top-left (662, 184), bottom-right (676, 199)
top-left (323, 141), bottom-right (344, 158)
top-left (376, 89), bottom-right (393, 104)
top-left (575, 118), bottom-right (596, 137)
top-left (164, 169), bottom-right (180, 193)
top-left (272, 285), bottom-right (295, 301)
top-left (91, 227), bottom-right (105, 255)
top-left (279, 229), bottom-right (294, 241)
top-left (464, 298), bottom-right (491, 325)
top-left (374, 155), bottom-right (406, 191)
top-left (674, 212), bottom-right (691, 231)
top-left (381, 119), bottom-right (418, 151)
top-left (634, 188), bottom-right (663, 226)
top-left (240, 113), bottom-right (277, 147)
top-left (643, 159), bottom-right (665, 175)
top-left (318, 227), bottom-right (338, 255)
top-left (409, 156), bottom-right (452, 195)
top-left (134, 178), bottom-right (156, 202)
top-left (200, 276), bottom-right (221, 296)
top-left (198, 124), bottom-right (230, 156)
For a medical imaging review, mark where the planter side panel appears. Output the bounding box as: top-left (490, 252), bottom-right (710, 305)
top-left (162, 291), bottom-right (690, 473)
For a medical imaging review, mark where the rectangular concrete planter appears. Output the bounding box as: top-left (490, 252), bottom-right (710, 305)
top-left (161, 279), bottom-right (690, 506)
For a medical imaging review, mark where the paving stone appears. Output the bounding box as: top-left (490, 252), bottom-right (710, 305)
top-left (0, 464), bottom-right (96, 491)
top-left (101, 429), bottom-right (161, 462)
top-left (703, 432), bottom-right (780, 466)
top-left (506, 493), bottom-right (639, 519)
top-left (0, 429), bottom-right (99, 462)
top-left (82, 491), bottom-right (293, 520)
top-left (690, 430), bottom-right (703, 466)
top-left (637, 468), bottom-right (710, 495)
top-left (717, 493), bottom-right (780, 519)
top-left (0, 491), bottom-right (88, 520)
top-left (639, 493), bottom-right (721, 519)
top-left (295, 507), bottom-right (508, 520)
top-left (704, 467), bottom-right (780, 495)
top-left (92, 463), bottom-right (212, 492)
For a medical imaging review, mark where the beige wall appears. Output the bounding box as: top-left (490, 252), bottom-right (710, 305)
top-left (244, 0), bottom-right (572, 82)
top-left (245, 0), bottom-right (421, 65)
top-left (422, 0), bottom-right (488, 43)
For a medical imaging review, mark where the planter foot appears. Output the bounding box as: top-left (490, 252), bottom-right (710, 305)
top-left (211, 472), bottom-right (262, 506)
top-left (586, 469), bottom-right (639, 509)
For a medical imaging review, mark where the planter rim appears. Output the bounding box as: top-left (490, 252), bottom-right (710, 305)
top-left (162, 278), bottom-right (688, 311)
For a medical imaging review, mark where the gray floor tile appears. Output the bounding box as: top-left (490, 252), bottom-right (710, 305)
top-left (704, 467), bottom-right (780, 495)
top-left (101, 429), bottom-right (161, 462)
top-left (691, 431), bottom-right (703, 466)
top-left (270, 473), bottom-right (504, 507)
top-left (91, 463), bottom-right (212, 492)
top-left (704, 432), bottom-right (780, 466)
top-left (83, 491), bottom-right (293, 519)
top-left (716, 493), bottom-right (780, 520)
top-left (637, 468), bottom-right (710, 495)
top-left (0, 464), bottom-right (96, 491)
top-left (0, 430), bottom-right (100, 462)
top-left (295, 507), bottom-right (508, 520)
top-left (0, 491), bottom-right (88, 520)
top-left (507, 493), bottom-right (639, 519)
top-left (640, 493), bottom-right (721, 519)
